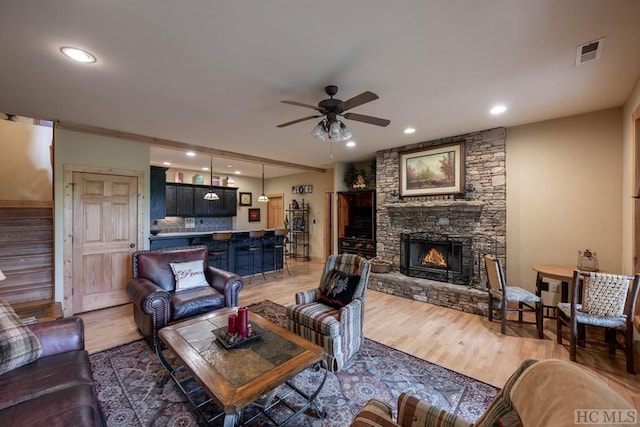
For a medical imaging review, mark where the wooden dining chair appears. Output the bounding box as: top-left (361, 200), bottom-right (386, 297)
top-left (484, 255), bottom-right (543, 338)
top-left (556, 270), bottom-right (640, 374)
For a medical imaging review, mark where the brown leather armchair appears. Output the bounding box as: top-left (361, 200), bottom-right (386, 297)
top-left (126, 245), bottom-right (243, 347)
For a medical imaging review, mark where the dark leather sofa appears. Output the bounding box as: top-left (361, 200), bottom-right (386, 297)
top-left (0, 317), bottom-right (104, 426)
top-left (126, 245), bottom-right (243, 347)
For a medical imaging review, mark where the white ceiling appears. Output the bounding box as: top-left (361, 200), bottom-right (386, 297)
top-left (1, 1), bottom-right (639, 178)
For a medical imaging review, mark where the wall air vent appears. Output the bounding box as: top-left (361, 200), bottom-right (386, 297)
top-left (575, 37), bottom-right (605, 65)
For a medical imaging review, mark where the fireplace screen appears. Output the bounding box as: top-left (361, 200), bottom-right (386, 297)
top-left (400, 233), bottom-right (472, 285)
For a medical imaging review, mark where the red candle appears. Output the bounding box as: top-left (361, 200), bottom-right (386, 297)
top-left (227, 314), bottom-right (237, 334)
top-left (237, 306), bottom-right (249, 338)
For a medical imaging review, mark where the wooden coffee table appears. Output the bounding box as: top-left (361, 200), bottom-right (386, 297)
top-left (156, 308), bottom-right (327, 426)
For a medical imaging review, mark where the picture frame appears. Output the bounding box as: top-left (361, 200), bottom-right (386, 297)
top-left (248, 208), bottom-right (260, 222)
top-left (239, 192), bottom-right (252, 206)
top-left (399, 143), bottom-right (465, 196)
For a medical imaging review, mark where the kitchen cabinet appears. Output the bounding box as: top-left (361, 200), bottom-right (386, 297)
top-left (194, 186), bottom-right (237, 217)
top-left (193, 187), bottom-right (222, 216)
top-left (150, 166), bottom-right (168, 219)
top-left (220, 188), bottom-right (237, 217)
top-left (165, 183), bottom-right (194, 217)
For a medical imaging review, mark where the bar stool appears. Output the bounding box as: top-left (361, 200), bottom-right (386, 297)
top-left (236, 229), bottom-right (266, 283)
top-left (264, 228), bottom-right (290, 276)
top-left (209, 231), bottom-right (233, 270)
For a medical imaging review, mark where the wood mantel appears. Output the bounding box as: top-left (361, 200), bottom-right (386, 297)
top-left (382, 200), bottom-right (485, 213)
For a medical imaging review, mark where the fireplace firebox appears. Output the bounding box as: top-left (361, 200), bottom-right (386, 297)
top-left (400, 233), bottom-right (472, 285)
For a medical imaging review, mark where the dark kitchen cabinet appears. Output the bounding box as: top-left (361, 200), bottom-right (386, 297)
top-left (191, 186), bottom-right (238, 217)
top-left (220, 188), bottom-right (237, 217)
top-left (150, 166), bottom-right (167, 219)
top-left (165, 183), bottom-right (194, 217)
top-left (194, 187), bottom-right (222, 216)
top-left (337, 190), bottom-right (376, 259)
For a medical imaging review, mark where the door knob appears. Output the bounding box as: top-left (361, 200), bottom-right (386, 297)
top-left (130, 243), bottom-right (135, 248)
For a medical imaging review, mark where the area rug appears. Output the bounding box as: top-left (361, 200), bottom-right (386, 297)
top-left (90, 300), bottom-right (498, 426)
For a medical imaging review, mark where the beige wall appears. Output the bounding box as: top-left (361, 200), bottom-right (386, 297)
top-left (0, 120), bottom-right (53, 201)
top-left (506, 108), bottom-right (623, 290)
top-left (622, 76), bottom-right (640, 273)
top-left (53, 128), bottom-right (150, 302)
top-left (268, 170), bottom-right (334, 260)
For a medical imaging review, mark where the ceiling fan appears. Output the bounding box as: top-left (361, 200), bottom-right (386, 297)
top-left (277, 85), bottom-right (390, 141)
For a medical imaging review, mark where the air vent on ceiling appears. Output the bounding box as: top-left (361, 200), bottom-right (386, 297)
top-left (575, 37), bottom-right (605, 65)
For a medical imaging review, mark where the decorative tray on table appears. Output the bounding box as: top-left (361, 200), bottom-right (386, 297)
top-left (213, 323), bottom-right (265, 349)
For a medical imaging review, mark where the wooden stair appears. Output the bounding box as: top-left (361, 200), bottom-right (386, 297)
top-left (0, 201), bottom-right (54, 305)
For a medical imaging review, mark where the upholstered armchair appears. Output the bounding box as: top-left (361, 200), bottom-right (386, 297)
top-left (126, 245), bottom-right (243, 347)
top-left (286, 254), bottom-right (371, 372)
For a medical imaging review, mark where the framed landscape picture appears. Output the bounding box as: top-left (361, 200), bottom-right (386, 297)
top-left (399, 143), bottom-right (465, 196)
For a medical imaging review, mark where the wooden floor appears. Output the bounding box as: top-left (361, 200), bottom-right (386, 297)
top-left (78, 259), bottom-right (640, 409)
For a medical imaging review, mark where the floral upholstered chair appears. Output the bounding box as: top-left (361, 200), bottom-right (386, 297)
top-left (286, 254), bottom-right (371, 371)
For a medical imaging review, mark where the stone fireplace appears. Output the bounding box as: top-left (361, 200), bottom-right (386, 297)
top-left (367, 127), bottom-right (507, 315)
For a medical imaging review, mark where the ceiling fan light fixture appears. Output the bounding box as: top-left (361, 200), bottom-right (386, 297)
top-left (340, 122), bottom-right (352, 140)
top-left (329, 120), bottom-right (342, 140)
top-left (312, 121), bottom-right (327, 141)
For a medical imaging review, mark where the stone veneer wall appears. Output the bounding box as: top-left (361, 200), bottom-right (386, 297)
top-left (372, 127), bottom-right (506, 313)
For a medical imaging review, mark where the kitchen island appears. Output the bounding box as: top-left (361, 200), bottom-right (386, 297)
top-left (149, 230), bottom-right (284, 277)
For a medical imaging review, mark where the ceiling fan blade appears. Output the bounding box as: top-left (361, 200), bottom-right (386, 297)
top-left (281, 100), bottom-right (322, 111)
top-left (339, 91), bottom-right (379, 112)
top-left (276, 115), bottom-right (321, 128)
top-left (343, 112), bottom-right (390, 127)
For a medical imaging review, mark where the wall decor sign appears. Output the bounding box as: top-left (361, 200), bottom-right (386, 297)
top-left (400, 142), bottom-right (465, 196)
top-left (292, 185), bottom-right (313, 194)
top-left (248, 208), bottom-right (260, 222)
top-left (239, 192), bottom-right (252, 206)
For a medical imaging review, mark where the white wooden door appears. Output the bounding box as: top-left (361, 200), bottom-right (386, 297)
top-left (72, 172), bottom-right (138, 313)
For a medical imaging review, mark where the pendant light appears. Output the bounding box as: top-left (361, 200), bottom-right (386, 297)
top-left (203, 156), bottom-right (219, 200)
top-left (257, 164), bottom-right (269, 202)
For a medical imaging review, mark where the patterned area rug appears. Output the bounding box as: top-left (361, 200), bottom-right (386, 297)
top-left (90, 300), bottom-right (498, 426)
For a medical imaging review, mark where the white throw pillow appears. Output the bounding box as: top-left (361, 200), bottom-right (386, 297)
top-left (169, 260), bottom-right (209, 291)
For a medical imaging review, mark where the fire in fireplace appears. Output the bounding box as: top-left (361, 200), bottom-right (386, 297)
top-left (400, 232), bottom-right (472, 285)
top-left (422, 247), bottom-right (447, 267)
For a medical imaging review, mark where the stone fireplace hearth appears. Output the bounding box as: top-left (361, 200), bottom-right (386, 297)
top-left (370, 127), bottom-right (506, 315)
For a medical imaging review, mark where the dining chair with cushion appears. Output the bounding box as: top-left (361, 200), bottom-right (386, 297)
top-left (286, 254), bottom-right (371, 372)
top-left (484, 254), bottom-right (543, 338)
top-left (556, 270), bottom-right (640, 374)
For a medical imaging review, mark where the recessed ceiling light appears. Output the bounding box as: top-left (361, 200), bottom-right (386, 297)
top-left (234, 171), bottom-right (241, 175)
top-left (202, 167), bottom-right (209, 171)
top-left (404, 127), bottom-right (416, 134)
top-left (186, 151), bottom-right (196, 157)
top-left (346, 141), bottom-right (356, 148)
top-left (227, 165), bottom-right (233, 168)
top-left (490, 105), bottom-right (507, 115)
top-left (60, 46), bottom-right (96, 63)
top-left (163, 161), bottom-right (171, 166)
